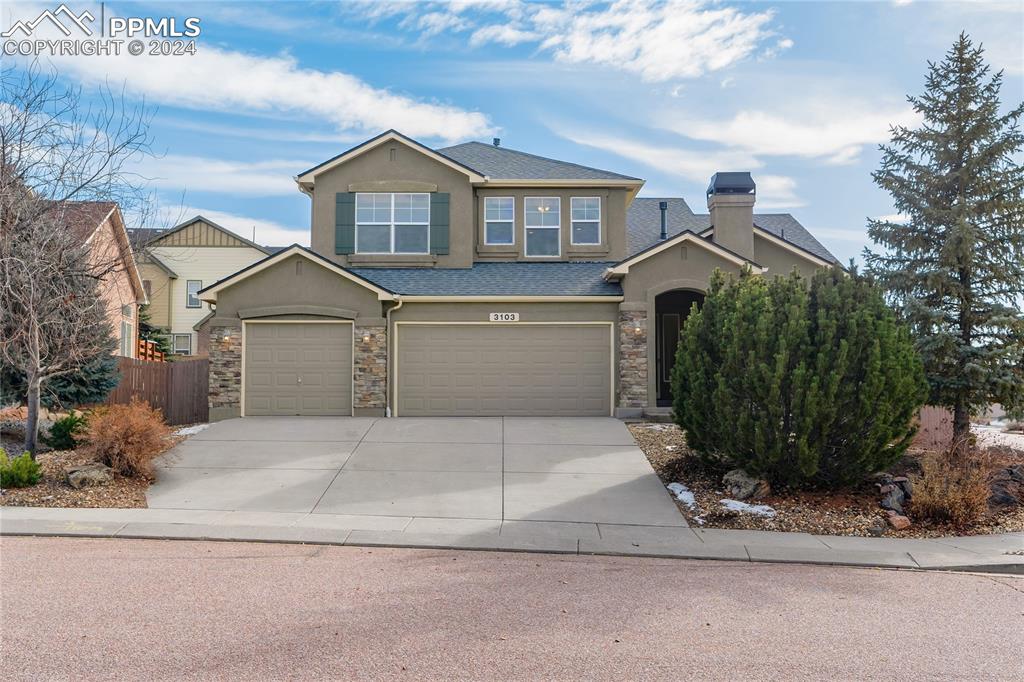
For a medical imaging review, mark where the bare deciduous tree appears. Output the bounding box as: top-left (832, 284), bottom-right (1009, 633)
top-left (0, 63), bottom-right (154, 454)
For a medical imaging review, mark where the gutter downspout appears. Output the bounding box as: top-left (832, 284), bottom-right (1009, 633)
top-left (384, 295), bottom-right (404, 417)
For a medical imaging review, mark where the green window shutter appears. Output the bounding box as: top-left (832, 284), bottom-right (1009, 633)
top-left (429, 192), bottom-right (449, 255)
top-left (335, 193), bottom-right (355, 255)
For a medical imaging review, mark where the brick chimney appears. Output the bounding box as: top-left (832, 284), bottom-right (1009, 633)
top-left (707, 172), bottom-right (755, 260)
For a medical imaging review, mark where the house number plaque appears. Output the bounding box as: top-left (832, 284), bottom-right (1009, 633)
top-left (488, 312), bottom-right (519, 322)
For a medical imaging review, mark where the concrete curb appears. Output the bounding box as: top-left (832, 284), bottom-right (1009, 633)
top-left (2, 512), bottom-right (1022, 574)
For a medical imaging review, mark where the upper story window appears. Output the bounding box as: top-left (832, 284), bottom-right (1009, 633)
top-left (186, 280), bottom-right (202, 308)
top-left (484, 197), bottom-right (514, 245)
top-left (524, 197), bottom-right (560, 257)
top-left (571, 197), bottom-right (601, 245)
top-left (355, 192), bottom-right (429, 254)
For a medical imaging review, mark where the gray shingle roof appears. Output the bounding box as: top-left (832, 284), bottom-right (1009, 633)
top-left (437, 141), bottom-right (641, 181)
top-left (350, 261), bottom-right (621, 296)
top-left (751, 214), bottom-right (838, 264)
top-left (626, 197), bottom-right (838, 263)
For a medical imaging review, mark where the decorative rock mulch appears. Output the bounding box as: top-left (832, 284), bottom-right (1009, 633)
top-left (629, 422), bottom-right (1024, 538)
top-left (0, 447), bottom-right (149, 508)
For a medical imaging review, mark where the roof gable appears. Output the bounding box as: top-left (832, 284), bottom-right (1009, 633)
top-left (147, 216), bottom-right (270, 252)
top-left (296, 130), bottom-right (487, 188)
top-left (606, 230), bottom-right (765, 278)
top-left (198, 245), bottom-right (395, 302)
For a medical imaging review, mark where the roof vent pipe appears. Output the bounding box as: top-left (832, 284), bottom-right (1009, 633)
top-left (659, 201), bottom-right (668, 240)
top-left (492, 137), bottom-right (501, 147)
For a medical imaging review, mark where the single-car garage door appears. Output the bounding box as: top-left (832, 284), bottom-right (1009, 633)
top-left (244, 322), bottom-right (352, 416)
top-left (396, 323), bottom-right (612, 417)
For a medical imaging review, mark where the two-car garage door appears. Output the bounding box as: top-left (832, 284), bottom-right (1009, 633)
top-left (242, 321), bottom-right (613, 417)
top-left (395, 324), bottom-right (612, 417)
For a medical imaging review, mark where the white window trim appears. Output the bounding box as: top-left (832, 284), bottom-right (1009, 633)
top-left (483, 196), bottom-right (515, 246)
top-left (186, 280), bottom-right (202, 309)
top-left (524, 196), bottom-right (561, 258)
top-left (355, 192), bottom-right (431, 255)
top-left (120, 321), bottom-right (133, 357)
top-left (570, 196), bottom-right (602, 246)
top-left (172, 333), bottom-right (192, 355)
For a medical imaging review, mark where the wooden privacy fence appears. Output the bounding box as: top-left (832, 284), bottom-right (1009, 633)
top-left (106, 357), bottom-right (208, 425)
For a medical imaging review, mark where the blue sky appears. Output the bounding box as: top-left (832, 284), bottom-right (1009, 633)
top-left (4, 0), bottom-right (1022, 262)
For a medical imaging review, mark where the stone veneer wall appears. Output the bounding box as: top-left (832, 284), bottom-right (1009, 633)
top-left (354, 325), bottom-right (387, 410)
top-left (618, 309), bottom-right (648, 409)
top-left (208, 325), bottom-right (241, 418)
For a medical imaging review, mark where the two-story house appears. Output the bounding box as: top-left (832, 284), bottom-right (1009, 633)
top-left (198, 130), bottom-right (836, 421)
top-left (134, 216), bottom-right (271, 357)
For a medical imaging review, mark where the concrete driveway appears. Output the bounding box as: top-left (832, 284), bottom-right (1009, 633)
top-left (148, 417), bottom-right (685, 539)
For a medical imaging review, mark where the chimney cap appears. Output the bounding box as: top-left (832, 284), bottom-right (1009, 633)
top-left (707, 172), bottom-right (755, 196)
top-left (658, 201), bottom-right (668, 210)
top-left (492, 137), bottom-right (501, 147)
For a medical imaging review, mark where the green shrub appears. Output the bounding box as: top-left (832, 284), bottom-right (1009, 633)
top-left (0, 448), bottom-right (43, 488)
top-left (43, 413), bottom-right (88, 450)
top-left (672, 265), bottom-right (928, 488)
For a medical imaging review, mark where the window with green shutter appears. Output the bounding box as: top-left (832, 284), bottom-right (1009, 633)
top-left (430, 192), bottom-right (449, 255)
top-left (335, 192), bottom-right (356, 254)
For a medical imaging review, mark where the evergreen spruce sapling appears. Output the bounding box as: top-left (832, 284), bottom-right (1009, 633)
top-left (865, 34), bottom-right (1024, 443)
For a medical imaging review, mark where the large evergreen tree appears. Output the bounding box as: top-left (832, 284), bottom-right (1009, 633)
top-left (865, 34), bottom-right (1024, 443)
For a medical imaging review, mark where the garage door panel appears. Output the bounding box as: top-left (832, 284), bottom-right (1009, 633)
top-left (397, 324), bottom-right (610, 417)
top-left (244, 322), bottom-right (352, 417)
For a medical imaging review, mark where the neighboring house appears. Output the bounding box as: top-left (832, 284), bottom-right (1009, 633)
top-left (198, 130), bottom-right (837, 421)
top-left (64, 201), bottom-right (148, 359)
top-left (132, 217), bottom-right (270, 357)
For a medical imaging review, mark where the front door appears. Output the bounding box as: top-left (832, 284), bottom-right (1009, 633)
top-left (656, 312), bottom-right (681, 405)
top-left (654, 289), bottom-right (704, 406)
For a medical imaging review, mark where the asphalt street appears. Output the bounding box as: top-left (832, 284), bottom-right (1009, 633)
top-left (1, 537), bottom-right (1021, 681)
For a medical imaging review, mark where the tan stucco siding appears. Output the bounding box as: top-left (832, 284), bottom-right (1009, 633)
top-left (138, 262), bottom-right (171, 328)
top-left (752, 233), bottom-right (829, 281)
top-left (620, 243), bottom-right (744, 303)
top-left (474, 187), bottom-right (629, 262)
top-left (310, 139), bottom-right (475, 268)
top-left (391, 301), bottom-right (620, 324)
top-left (212, 254), bottom-right (383, 322)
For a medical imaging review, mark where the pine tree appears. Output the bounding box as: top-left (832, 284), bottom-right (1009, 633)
top-left (865, 34), bottom-right (1024, 443)
top-left (138, 305), bottom-right (172, 356)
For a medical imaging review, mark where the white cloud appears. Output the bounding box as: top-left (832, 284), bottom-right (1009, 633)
top-left (5, 2), bottom-right (492, 141)
top-left (753, 175), bottom-right (805, 209)
top-left (153, 205), bottom-right (309, 247)
top-left (556, 128), bottom-right (761, 184)
top-left (469, 24), bottom-right (538, 47)
top-left (134, 155), bottom-right (313, 196)
top-left (344, 0), bottom-right (785, 82)
top-left (660, 105), bottom-right (920, 165)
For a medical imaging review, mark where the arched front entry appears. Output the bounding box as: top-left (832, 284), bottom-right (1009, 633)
top-left (654, 289), bottom-right (704, 405)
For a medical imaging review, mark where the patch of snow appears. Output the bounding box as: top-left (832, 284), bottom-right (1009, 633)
top-left (720, 498), bottom-right (776, 517)
top-left (667, 482), bottom-right (697, 509)
top-left (974, 425), bottom-right (1024, 451)
top-left (175, 424), bottom-right (210, 436)
top-left (664, 445), bottom-right (677, 451)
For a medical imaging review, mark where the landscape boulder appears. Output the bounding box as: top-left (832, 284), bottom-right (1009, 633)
top-left (65, 463), bottom-right (113, 489)
top-left (722, 469), bottom-right (771, 501)
top-left (885, 512), bottom-right (912, 530)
